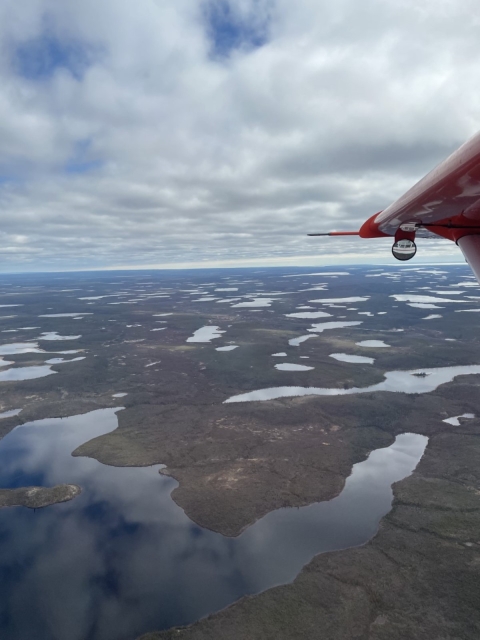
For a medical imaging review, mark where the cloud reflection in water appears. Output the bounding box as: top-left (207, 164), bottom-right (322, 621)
top-left (0, 409), bottom-right (427, 640)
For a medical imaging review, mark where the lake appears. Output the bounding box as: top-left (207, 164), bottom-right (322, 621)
top-left (0, 408), bottom-right (427, 640)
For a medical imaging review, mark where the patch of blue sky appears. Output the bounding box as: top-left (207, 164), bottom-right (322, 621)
top-left (65, 139), bottom-right (103, 175)
top-left (203, 0), bottom-right (270, 59)
top-left (65, 159), bottom-right (104, 175)
top-left (13, 31), bottom-right (100, 81)
top-left (0, 163), bottom-right (27, 185)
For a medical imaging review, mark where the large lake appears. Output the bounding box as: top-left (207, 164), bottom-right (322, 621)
top-left (0, 409), bottom-right (427, 640)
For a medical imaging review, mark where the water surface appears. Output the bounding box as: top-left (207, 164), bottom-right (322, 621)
top-left (0, 366), bottom-right (55, 381)
top-left (285, 311), bottom-right (331, 319)
top-left (308, 321), bottom-right (362, 333)
top-left (330, 353), bottom-right (374, 364)
top-left (0, 342), bottom-right (45, 355)
top-left (356, 340), bottom-right (390, 348)
top-left (0, 409), bottom-right (427, 640)
top-left (225, 365), bottom-right (480, 403)
top-left (38, 332), bottom-right (81, 341)
top-left (442, 413), bottom-right (475, 426)
top-left (275, 363), bottom-right (314, 371)
top-left (186, 326), bottom-right (224, 343)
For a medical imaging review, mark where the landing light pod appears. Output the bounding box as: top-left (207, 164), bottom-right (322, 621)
top-left (392, 239), bottom-right (417, 261)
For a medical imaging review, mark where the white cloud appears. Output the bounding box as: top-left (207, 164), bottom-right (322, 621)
top-left (0, 0), bottom-right (477, 270)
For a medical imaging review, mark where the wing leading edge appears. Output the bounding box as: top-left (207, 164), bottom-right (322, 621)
top-left (310, 131), bottom-right (480, 282)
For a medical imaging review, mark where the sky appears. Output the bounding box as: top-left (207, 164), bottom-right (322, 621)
top-left (0, 0), bottom-right (479, 272)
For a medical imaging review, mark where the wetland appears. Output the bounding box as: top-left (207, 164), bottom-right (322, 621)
top-left (0, 265), bottom-right (479, 639)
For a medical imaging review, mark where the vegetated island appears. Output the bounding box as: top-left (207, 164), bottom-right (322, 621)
top-left (0, 484), bottom-right (81, 509)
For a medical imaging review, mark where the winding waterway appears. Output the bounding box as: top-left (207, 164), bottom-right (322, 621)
top-left (0, 409), bottom-right (427, 640)
top-left (224, 365), bottom-right (480, 403)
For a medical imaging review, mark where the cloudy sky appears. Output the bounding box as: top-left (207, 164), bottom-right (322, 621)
top-left (0, 0), bottom-right (478, 272)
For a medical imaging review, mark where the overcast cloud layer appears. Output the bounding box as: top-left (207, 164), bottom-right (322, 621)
top-left (0, 0), bottom-right (478, 271)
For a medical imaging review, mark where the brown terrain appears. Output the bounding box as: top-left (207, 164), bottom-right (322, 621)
top-left (0, 267), bottom-right (479, 639)
top-left (140, 420), bottom-right (480, 640)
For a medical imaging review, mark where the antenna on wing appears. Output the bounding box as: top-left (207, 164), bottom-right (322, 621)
top-left (307, 231), bottom-right (360, 236)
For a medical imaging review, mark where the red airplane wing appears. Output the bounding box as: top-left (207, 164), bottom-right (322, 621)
top-left (310, 131), bottom-right (480, 281)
